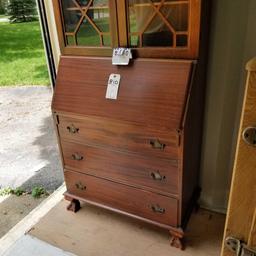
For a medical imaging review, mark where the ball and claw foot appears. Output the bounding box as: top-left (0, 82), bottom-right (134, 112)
top-left (67, 199), bottom-right (81, 213)
top-left (170, 235), bottom-right (184, 250)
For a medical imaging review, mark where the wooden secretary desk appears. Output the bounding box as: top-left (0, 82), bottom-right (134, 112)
top-left (52, 0), bottom-right (210, 249)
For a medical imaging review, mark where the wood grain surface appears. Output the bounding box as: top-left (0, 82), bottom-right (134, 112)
top-left (52, 57), bottom-right (192, 130)
top-left (57, 114), bottom-right (180, 160)
top-left (64, 169), bottom-right (179, 227)
top-left (61, 140), bottom-right (179, 196)
top-left (221, 58), bottom-right (256, 255)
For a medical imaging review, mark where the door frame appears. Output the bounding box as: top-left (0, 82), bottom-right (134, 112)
top-left (37, 0), bottom-right (57, 88)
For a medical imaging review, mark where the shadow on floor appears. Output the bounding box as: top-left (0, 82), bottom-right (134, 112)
top-left (0, 115), bottom-right (63, 238)
top-left (21, 115), bottom-right (63, 192)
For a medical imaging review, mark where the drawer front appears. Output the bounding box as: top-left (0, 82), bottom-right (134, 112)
top-left (64, 170), bottom-right (179, 227)
top-left (61, 141), bottom-right (179, 196)
top-left (57, 115), bottom-right (179, 160)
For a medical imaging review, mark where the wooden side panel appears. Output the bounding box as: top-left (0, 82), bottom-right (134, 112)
top-left (57, 114), bottom-right (179, 160)
top-left (61, 140), bottom-right (179, 196)
top-left (181, 62), bottom-right (202, 224)
top-left (221, 58), bottom-right (256, 255)
top-left (52, 57), bottom-right (192, 130)
top-left (64, 169), bottom-right (179, 227)
top-left (181, 0), bottom-right (211, 225)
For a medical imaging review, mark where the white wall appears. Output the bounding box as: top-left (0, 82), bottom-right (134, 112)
top-left (200, 0), bottom-right (256, 212)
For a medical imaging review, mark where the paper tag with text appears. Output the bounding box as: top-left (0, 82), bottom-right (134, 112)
top-left (106, 74), bottom-right (121, 100)
top-left (112, 48), bottom-right (132, 65)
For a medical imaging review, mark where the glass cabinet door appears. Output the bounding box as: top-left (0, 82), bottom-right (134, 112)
top-left (53, 0), bottom-right (201, 58)
top-left (61, 0), bottom-right (111, 47)
top-left (128, 0), bottom-right (189, 48)
top-left (54, 0), bottom-right (118, 56)
top-left (126, 0), bottom-right (201, 58)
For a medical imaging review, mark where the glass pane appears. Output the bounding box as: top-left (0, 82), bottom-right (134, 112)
top-left (103, 35), bottom-right (111, 46)
top-left (129, 1), bottom-right (155, 34)
top-left (77, 0), bottom-right (89, 6)
top-left (93, 8), bottom-right (110, 33)
top-left (143, 16), bottom-right (173, 46)
top-left (128, 0), bottom-right (189, 48)
top-left (77, 18), bottom-right (101, 46)
top-left (130, 35), bottom-right (139, 47)
top-left (161, 4), bottom-right (188, 31)
top-left (176, 34), bottom-right (187, 47)
top-left (61, 0), bottom-right (111, 47)
top-left (61, 1), bottom-right (82, 33)
top-left (67, 35), bottom-right (75, 45)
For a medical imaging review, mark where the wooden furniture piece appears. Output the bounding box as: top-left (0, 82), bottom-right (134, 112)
top-left (221, 58), bottom-right (256, 256)
top-left (52, 0), bottom-right (209, 249)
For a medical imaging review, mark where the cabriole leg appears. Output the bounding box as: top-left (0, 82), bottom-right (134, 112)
top-left (169, 231), bottom-right (184, 250)
top-left (67, 199), bottom-right (81, 213)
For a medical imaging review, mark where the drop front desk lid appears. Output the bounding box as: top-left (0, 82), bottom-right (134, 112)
top-left (52, 56), bottom-right (193, 131)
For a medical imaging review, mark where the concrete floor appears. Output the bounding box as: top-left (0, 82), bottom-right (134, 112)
top-left (0, 185), bottom-right (66, 255)
top-left (0, 86), bottom-right (63, 238)
top-left (3, 235), bottom-right (75, 256)
top-left (0, 194), bottom-right (45, 238)
top-left (0, 86), bottom-right (63, 191)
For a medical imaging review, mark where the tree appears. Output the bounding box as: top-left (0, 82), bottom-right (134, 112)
top-left (8, 0), bottom-right (37, 23)
top-left (0, 0), bottom-right (8, 15)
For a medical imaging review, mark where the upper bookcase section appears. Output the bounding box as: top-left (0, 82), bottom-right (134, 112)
top-left (52, 0), bottom-right (202, 59)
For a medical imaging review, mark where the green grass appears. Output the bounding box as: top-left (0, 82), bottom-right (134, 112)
top-left (0, 21), bottom-right (50, 86)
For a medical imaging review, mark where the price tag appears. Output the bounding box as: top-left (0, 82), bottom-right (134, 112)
top-left (112, 48), bottom-right (132, 65)
top-left (106, 74), bottom-right (121, 100)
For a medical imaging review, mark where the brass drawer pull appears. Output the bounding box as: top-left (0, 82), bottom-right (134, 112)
top-left (151, 204), bottom-right (165, 214)
top-left (75, 182), bottom-right (86, 191)
top-left (72, 153), bottom-right (84, 161)
top-left (151, 171), bottom-right (166, 181)
top-left (150, 139), bottom-right (166, 150)
top-left (67, 124), bottom-right (79, 134)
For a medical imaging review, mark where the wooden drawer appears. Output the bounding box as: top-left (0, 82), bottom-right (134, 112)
top-left (61, 141), bottom-right (179, 196)
top-left (57, 115), bottom-right (179, 160)
top-left (64, 170), bottom-right (179, 227)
